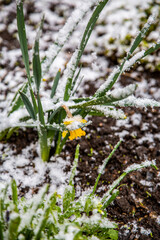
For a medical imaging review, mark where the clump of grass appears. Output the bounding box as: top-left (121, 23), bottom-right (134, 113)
top-left (0, 143), bottom-right (157, 240)
top-left (0, 0), bottom-right (160, 161)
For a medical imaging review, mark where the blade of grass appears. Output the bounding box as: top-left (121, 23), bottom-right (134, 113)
top-left (0, 184), bottom-right (8, 240)
top-left (8, 82), bottom-right (28, 116)
top-left (103, 189), bottom-right (119, 208)
top-left (37, 94), bottom-right (45, 125)
top-left (143, 41), bottom-right (160, 57)
top-left (92, 140), bottom-right (122, 195)
top-left (33, 15), bottom-right (44, 92)
top-left (19, 91), bottom-right (36, 120)
top-left (50, 69), bottom-right (61, 98)
top-left (102, 160), bottom-right (157, 204)
top-left (16, 0), bottom-right (30, 81)
top-left (8, 212), bottom-right (20, 240)
top-left (11, 180), bottom-right (18, 213)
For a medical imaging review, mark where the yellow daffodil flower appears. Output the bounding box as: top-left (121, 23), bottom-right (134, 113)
top-left (62, 116), bottom-right (87, 140)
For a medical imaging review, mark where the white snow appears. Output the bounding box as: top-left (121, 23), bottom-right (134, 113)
top-left (0, 142), bottom-right (70, 198)
top-left (115, 130), bottom-right (129, 138)
top-left (131, 113), bottom-right (142, 126)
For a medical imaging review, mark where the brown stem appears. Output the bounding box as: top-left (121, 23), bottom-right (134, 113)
top-left (62, 105), bottom-right (73, 118)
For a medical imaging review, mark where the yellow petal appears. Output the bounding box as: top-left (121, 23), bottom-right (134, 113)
top-left (80, 119), bottom-right (87, 123)
top-left (69, 130), bottom-right (75, 140)
top-left (64, 120), bottom-right (74, 125)
top-left (62, 131), bottom-right (68, 138)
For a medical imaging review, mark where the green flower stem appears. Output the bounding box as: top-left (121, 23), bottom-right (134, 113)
top-left (55, 109), bottom-right (66, 155)
top-left (37, 93), bottom-right (50, 162)
top-left (38, 126), bottom-right (50, 162)
top-left (55, 132), bottom-right (69, 155)
top-left (55, 131), bottom-right (62, 155)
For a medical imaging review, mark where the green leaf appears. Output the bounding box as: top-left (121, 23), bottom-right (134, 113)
top-left (84, 106), bottom-right (125, 120)
top-left (63, 186), bottom-right (75, 213)
top-left (71, 65), bottom-right (82, 92)
top-left (107, 229), bottom-right (118, 240)
top-left (55, 131), bottom-right (70, 155)
top-left (102, 160), bottom-right (156, 204)
top-left (84, 196), bottom-right (92, 216)
top-left (8, 82), bottom-right (28, 116)
top-left (19, 91), bottom-right (36, 120)
top-left (48, 107), bottom-right (62, 124)
top-left (6, 127), bottom-right (19, 140)
top-left (69, 84), bottom-right (137, 110)
top-left (8, 212), bottom-right (20, 240)
top-left (71, 75), bottom-right (84, 97)
top-left (32, 15), bottom-right (44, 92)
top-left (11, 180), bottom-right (18, 212)
top-left (0, 221), bottom-right (3, 240)
top-left (16, 0), bottom-right (30, 80)
top-left (50, 69), bottom-right (61, 98)
top-left (92, 140), bottom-right (122, 195)
top-left (106, 83), bottom-right (137, 102)
top-left (0, 129), bottom-right (9, 141)
top-left (34, 206), bottom-right (50, 240)
top-left (103, 189), bottom-right (119, 208)
top-left (0, 184), bottom-right (8, 240)
top-left (46, 123), bottom-right (62, 131)
top-left (37, 94), bottom-right (45, 125)
top-left (112, 96), bottom-right (160, 108)
top-left (143, 41), bottom-right (160, 57)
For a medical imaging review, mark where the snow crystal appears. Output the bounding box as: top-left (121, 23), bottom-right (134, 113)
top-left (131, 113), bottom-right (142, 126)
top-left (115, 130), bottom-right (129, 138)
top-left (156, 216), bottom-right (160, 225)
top-left (140, 180), bottom-right (153, 187)
top-left (138, 133), bottom-right (154, 144)
top-left (16, 0), bottom-right (21, 6)
top-left (140, 227), bottom-right (152, 235)
top-left (88, 105), bottom-right (126, 119)
top-left (141, 122), bottom-right (149, 131)
top-left (114, 96), bottom-right (160, 108)
top-left (116, 117), bottom-right (131, 128)
top-left (123, 50), bottom-right (145, 71)
top-left (55, 224), bottom-right (79, 240)
top-left (0, 142), bottom-right (70, 198)
top-left (109, 84), bottom-right (136, 99)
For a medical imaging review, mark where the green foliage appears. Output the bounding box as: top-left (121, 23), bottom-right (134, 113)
top-left (16, 0), bottom-right (30, 80)
top-left (1, 0), bottom-right (160, 162)
top-left (0, 144), bottom-right (156, 239)
top-left (19, 91), bottom-right (36, 120)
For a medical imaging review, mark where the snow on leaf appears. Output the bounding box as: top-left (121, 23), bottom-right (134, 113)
top-left (113, 95), bottom-right (160, 108)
